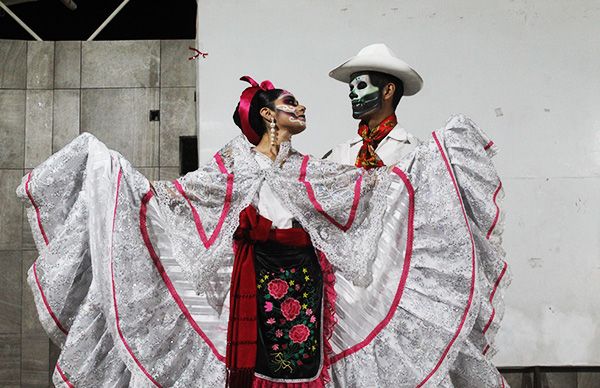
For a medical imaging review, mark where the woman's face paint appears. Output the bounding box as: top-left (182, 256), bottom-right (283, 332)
top-left (273, 93), bottom-right (306, 134)
top-left (349, 74), bottom-right (381, 119)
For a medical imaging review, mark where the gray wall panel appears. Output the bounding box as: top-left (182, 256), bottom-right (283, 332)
top-left (0, 40), bottom-right (27, 89)
top-left (0, 90), bottom-right (26, 169)
top-left (81, 41), bottom-right (160, 88)
top-left (26, 42), bottom-right (54, 90)
top-left (54, 41), bottom-right (81, 89)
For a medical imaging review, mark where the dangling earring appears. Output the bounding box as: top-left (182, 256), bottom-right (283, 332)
top-left (269, 119), bottom-right (276, 146)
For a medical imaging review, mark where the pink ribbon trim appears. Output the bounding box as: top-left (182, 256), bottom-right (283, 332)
top-left (330, 166), bottom-right (415, 363)
top-left (25, 171), bottom-right (49, 245)
top-left (299, 155), bottom-right (362, 232)
top-left (482, 261), bottom-right (508, 336)
top-left (56, 363), bottom-right (75, 388)
top-left (33, 261), bottom-right (69, 335)
top-left (139, 189), bottom-right (226, 363)
top-left (25, 171), bottom-right (69, 335)
top-left (174, 153), bottom-right (233, 249)
top-left (416, 132), bottom-right (477, 387)
top-left (486, 181), bottom-right (503, 239)
top-left (110, 168), bottom-right (163, 387)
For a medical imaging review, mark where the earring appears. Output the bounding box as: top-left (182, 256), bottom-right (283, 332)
top-left (269, 119), bottom-right (276, 146)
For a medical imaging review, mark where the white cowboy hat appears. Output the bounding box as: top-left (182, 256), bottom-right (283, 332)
top-left (329, 43), bottom-right (423, 96)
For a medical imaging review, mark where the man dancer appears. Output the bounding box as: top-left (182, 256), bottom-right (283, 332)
top-left (324, 43), bottom-right (423, 168)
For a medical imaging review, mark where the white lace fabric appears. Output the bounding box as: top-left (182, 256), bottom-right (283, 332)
top-left (18, 114), bottom-right (509, 387)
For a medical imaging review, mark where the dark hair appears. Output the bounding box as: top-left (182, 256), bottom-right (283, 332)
top-left (233, 88), bottom-right (285, 137)
top-left (354, 71), bottom-right (404, 110)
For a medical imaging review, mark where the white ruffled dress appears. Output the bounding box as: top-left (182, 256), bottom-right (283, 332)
top-left (18, 114), bottom-right (509, 387)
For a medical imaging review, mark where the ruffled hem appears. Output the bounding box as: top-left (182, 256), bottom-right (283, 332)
top-left (252, 376), bottom-right (325, 388)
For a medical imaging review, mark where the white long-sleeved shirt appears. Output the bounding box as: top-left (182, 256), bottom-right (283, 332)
top-left (325, 125), bottom-right (420, 166)
top-left (252, 150), bottom-right (295, 229)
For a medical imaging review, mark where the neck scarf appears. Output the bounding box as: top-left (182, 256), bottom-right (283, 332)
top-left (354, 114), bottom-right (397, 169)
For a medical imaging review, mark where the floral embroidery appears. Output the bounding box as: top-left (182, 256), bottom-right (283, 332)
top-left (289, 324), bottom-right (310, 344)
top-left (264, 301), bottom-right (273, 312)
top-left (256, 264), bottom-right (323, 377)
top-left (281, 298), bottom-right (301, 321)
top-left (268, 279), bottom-right (288, 299)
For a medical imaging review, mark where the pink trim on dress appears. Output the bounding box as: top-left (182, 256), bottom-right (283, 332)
top-left (26, 171), bottom-right (69, 335)
top-left (56, 363), bottom-right (75, 388)
top-left (416, 133), bottom-right (477, 387)
top-left (486, 182), bottom-right (503, 240)
top-left (489, 262), bottom-right (507, 305)
top-left (33, 261), bottom-right (69, 335)
top-left (482, 179), bottom-right (507, 348)
top-left (110, 169), bottom-right (163, 387)
top-left (25, 171), bottom-right (49, 245)
top-left (139, 190), bottom-right (227, 363)
top-left (173, 152), bottom-right (233, 248)
top-left (496, 373), bottom-right (506, 388)
top-left (316, 251), bottom-right (337, 384)
top-left (482, 262), bottom-right (508, 336)
top-left (483, 344), bottom-right (491, 355)
top-left (330, 167), bottom-right (415, 363)
top-left (299, 155), bottom-right (362, 232)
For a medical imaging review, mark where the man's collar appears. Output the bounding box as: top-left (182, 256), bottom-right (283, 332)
top-left (386, 125), bottom-right (409, 142)
top-left (349, 124), bottom-right (408, 146)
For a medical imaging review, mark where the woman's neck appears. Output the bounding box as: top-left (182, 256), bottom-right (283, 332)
top-left (254, 128), bottom-right (291, 160)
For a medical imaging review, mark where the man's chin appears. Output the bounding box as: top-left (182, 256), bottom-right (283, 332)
top-left (352, 106), bottom-right (379, 120)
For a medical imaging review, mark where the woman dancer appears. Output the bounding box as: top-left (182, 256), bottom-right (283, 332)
top-left (19, 77), bottom-right (509, 387)
top-left (227, 78), bottom-right (333, 386)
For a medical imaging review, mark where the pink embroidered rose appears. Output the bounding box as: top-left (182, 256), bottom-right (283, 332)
top-left (264, 301), bottom-right (273, 312)
top-left (289, 324), bottom-right (310, 344)
top-left (305, 308), bottom-right (313, 316)
top-left (275, 329), bottom-right (283, 338)
top-left (310, 315), bottom-right (316, 323)
top-left (272, 344), bottom-right (279, 351)
top-left (266, 318), bottom-right (276, 325)
top-left (267, 279), bottom-right (288, 300)
top-left (281, 298), bottom-right (301, 321)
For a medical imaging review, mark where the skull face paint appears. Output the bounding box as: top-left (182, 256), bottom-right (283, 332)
top-left (275, 93), bottom-right (306, 128)
top-left (349, 74), bottom-right (381, 119)
top-left (275, 104), bottom-right (305, 125)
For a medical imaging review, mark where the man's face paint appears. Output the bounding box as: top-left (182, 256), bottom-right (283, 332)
top-left (349, 74), bottom-right (381, 119)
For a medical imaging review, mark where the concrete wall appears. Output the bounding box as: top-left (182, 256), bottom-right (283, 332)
top-left (0, 39), bottom-right (196, 387)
